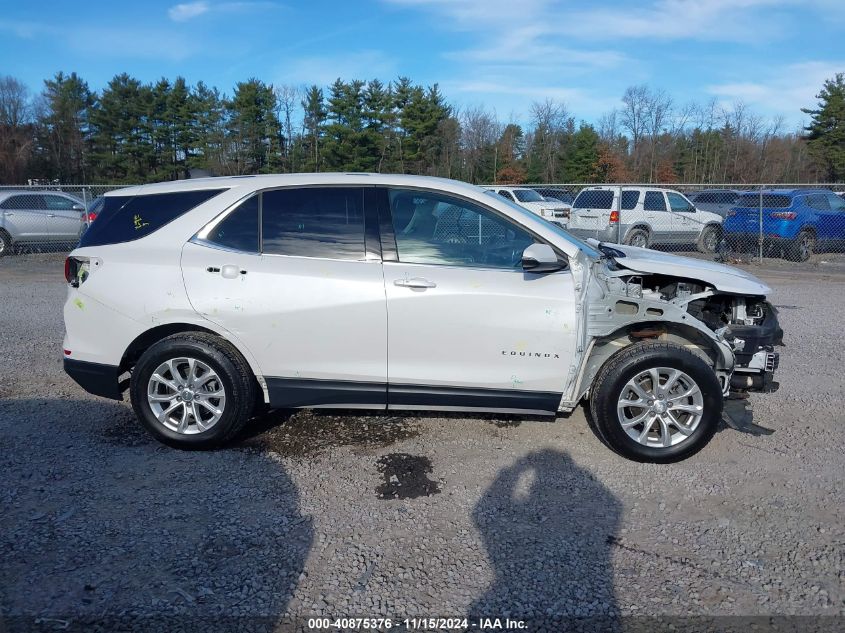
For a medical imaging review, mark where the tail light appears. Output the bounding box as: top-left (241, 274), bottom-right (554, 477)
top-left (64, 256), bottom-right (90, 287)
top-left (770, 211), bottom-right (797, 220)
top-left (609, 210), bottom-right (619, 223)
top-left (87, 212), bottom-right (97, 223)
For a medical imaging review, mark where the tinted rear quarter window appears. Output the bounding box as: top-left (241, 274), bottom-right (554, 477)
top-left (573, 190), bottom-right (614, 209)
top-left (79, 189), bottom-right (226, 247)
top-left (261, 187), bottom-right (365, 259)
top-left (205, 195), bottom-right (259, 252)
top-left (736, 194), bottom-right (791, 208)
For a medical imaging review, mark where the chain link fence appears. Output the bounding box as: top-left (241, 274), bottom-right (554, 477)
top-left (1, 182), bottom-right (843, 264)
top-left (507, 183), bottom-right (845, 263)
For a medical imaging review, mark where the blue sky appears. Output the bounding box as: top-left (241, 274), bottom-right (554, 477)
top-left (2, 0), bottom-right (843, 130)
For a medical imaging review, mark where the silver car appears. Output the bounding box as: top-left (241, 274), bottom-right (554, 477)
top-left (0, 190), bottom-right (87, 256)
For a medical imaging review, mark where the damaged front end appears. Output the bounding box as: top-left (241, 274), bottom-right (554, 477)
top-left (562, 244), bottom-right (784, 411)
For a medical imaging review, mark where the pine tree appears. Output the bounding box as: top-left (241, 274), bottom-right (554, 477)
top-left (228, 79), bottom-right (281, 174)
top-left (802, 73), bottom-right (845, 181)
top-left (39, 72), bottom-right (93, 182)
top-left (300, 85), bottom-right (326, 172)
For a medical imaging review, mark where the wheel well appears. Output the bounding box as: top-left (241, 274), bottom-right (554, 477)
top-left (624, 225), bottom-right (651, 241)
top-left (798, 226), bottom-right (816, 237)
top-left (577, 321), bottom-right (722, 401)
top-left (119, 323), bottom-right (220, 372)
top-left (0, 227), bottom-right (11, 241)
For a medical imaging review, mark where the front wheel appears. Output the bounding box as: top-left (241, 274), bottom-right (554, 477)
top-left (697, 225), bottom-right (721, 253)
top-left (130, 332), bottom-right (256, 449)
top-left (589, 342), bottom-right (723, 463)
top-left (0, 231), bottom-right (11, 257)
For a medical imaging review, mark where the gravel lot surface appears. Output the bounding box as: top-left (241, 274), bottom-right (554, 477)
top-left (1, 254), bottom-right (843, 632)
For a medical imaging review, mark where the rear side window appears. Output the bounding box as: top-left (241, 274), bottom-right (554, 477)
top-left (44, 195), bottom-right (79, 210)
top-left (643, 191), bottom-right (667, 211)
top-left (573, 190), bottom-right (614, 209)
top-left (205, 195), bottom-right (259, 252)
top-left (806, 194), bottom-right (830, 210)
top-left (261, 187), bottom-right (365, 260)
top-left (79, 189), bottom-right (226, 247)
top-left (621, 190), bottom-right (639, 210)
top-left (736, 194), bottom-right (791, 208)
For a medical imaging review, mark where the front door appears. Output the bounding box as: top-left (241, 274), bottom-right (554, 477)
top-left (181, 187), bottom-right (388, 409)
top-left (666, 191), bottom-right (699, 244)
top-left (380, 187), bottom-right (578, 414)
top-left (643, 191), bottom-right (673, 244)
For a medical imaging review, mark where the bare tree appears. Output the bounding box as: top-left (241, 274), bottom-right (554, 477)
top-left (275, 84), bottom-right (299, 172)
top-left (461, 105), bottom-right (500, 183)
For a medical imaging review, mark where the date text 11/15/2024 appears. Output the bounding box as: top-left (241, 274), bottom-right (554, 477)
top-left (307, 617), bottom-right (528, 630)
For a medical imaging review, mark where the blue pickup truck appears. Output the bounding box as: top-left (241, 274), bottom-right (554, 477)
top-left (723, 189), bottom-right (845, 261)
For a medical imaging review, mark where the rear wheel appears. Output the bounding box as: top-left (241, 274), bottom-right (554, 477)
top-left (130, 332), bottom-right (256, 449)
top-left (788, 230), bottom-right (815, 262)
top-left (589, 342), bottom-right (723, 463)
top-left (0, 231), bottom-right (11, 257)
top-left (697, 225), bottom-right (721, 253)
top-left (625, 228), bottom-right (650, 248)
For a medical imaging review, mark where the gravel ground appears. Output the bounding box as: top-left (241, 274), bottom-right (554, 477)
top-left (1, 254), bottom-right (843, 632)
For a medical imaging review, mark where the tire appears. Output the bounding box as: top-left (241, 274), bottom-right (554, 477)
top-left (0, 230), bottom-right (11, 257)
top-left (787, 229), bottom-right (815, 262)
top-left (130, 332), bottom-right (256, 449)
top-left (624, 228), bottom-right (650, 248)
top-left (697, 225), bottom-right (721, 254)
top-left (589, 342), bottom-right (723, 463)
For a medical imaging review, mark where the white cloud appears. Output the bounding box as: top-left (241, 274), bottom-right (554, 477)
top-left (168, 1), bottom-right (210, 22)
top-left (706, 61), bottom-right (845, 124)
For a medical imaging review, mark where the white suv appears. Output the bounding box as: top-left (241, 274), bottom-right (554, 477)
top-left (568, 186), bottom-right (723, 253)
top-left (485, 186), bottom-right (570, 225)
top-left (63, 174), bottom-right (782, 462)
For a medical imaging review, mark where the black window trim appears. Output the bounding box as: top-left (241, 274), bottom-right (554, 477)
top-left (378, 185), bottom-right (569, 273)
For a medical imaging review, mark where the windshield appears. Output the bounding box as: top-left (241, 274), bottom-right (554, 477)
top-left (482, 187), bottom-right (601, 258)
top-left (513, 189), bottom-right (544, 203)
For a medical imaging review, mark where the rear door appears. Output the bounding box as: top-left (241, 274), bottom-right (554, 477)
top-left (380, 187), bottom-right (577, 413)
top-left (181, 186), bottom-right (388, 409)
top-left (0, 194), bottom-right (48, 241)
top-left (44, 194), bottom-right (84, 242)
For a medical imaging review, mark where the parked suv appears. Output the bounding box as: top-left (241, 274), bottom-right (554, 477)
top-left (0, 190), bottom-right (87, 255)
top-left (567, 186), bottom-right (723, 253)
top-left (723, 189), bottom-right (845, 261)
top-left (485, 186), bottom-right (570, 225)
top-left (63, 174), bottom-right (782, 462)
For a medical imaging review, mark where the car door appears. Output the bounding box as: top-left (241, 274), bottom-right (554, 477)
top-left (666, 191), bottom-right (699, 243)
top-left (380, 187), bottom-right (578, 413)
top-left (821, 193), bottom-right (845, 244)
top-left (181, 187), bottom-right (388, 409)
top-left (43, 194), bottom-right (84, 242)
top-left (642, 191), bottom-right (671, 243)
top-left (0, 194), bottom-right (49, 242)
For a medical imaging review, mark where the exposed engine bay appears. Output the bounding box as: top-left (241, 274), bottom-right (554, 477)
top-left (611, 272), bottom-right (783, 391)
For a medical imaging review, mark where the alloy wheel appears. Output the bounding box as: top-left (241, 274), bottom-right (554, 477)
top-left (147, 357), bottom-right (226, 434)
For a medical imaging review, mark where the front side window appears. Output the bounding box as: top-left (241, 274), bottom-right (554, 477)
top-left (44, 195), bottom-right (79, 210)
top-left (644, 191), bottom-right (667, 212)
top-left (206, 195), bottom-right (259, 252)
top-left (389, 189), bottom-right (536, 270)
top-left (666, 192), bottom-right (692, 212)
top-left (261, 187), bottom-right (365, 259)
top-left (827, 194), bottom-right (845, 211)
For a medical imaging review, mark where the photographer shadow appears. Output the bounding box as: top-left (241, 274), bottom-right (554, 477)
top-left (470, 448), bottom-right (621, 630)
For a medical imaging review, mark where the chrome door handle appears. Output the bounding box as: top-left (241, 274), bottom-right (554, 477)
top-left (47, 214), bottom-right (56, 217)
top-left (4, 212), bottom-right (13, 216)
top-left (394, 277), bottom-right (436, 289)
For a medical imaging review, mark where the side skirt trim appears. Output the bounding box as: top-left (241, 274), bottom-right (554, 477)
top-left (265, 377), bottom-right (561, 413)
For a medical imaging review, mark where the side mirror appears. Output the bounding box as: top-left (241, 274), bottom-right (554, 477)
top-left (521, 243), bottom-right (563, 273)
top-left (72, 203), bottom-right (85, 211)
